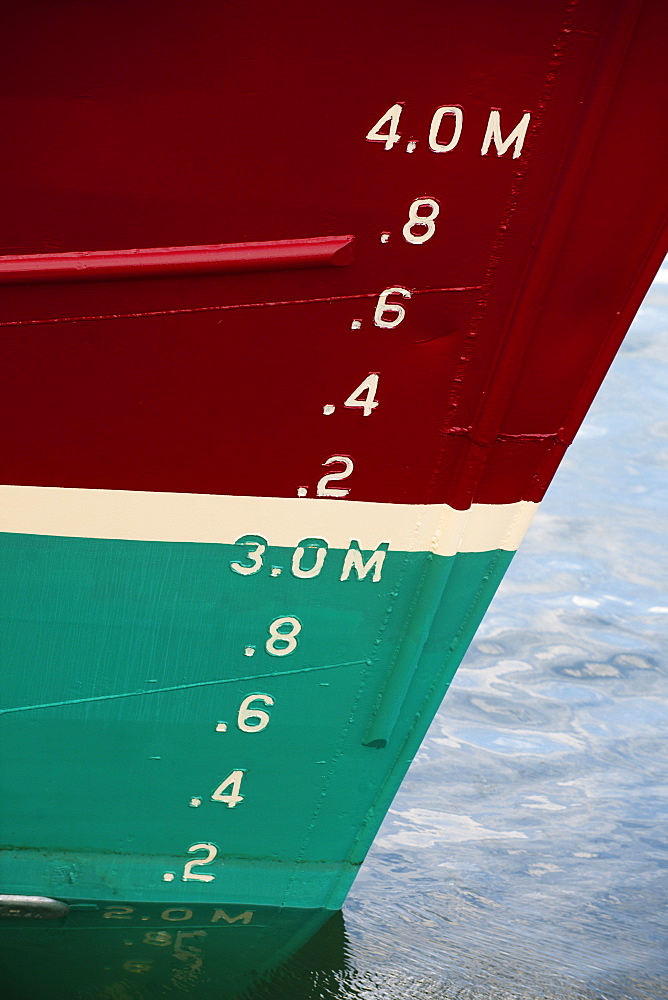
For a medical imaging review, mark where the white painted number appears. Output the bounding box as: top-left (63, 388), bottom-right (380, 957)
top-left (211, 770), bottom-right (244, 808)
top-left (316, 455), bottom-right (354, 498)
top-left (365, 103), bottom-right (530, 158)
top-left (344, 374), bottom-right (379, 416)
top-left (174, 930), bottom-right (206, 970)
top-left (340, 541), bottom-right (388, 582)
top-left (143, 931), bottom-right (172, 946)
top-left (429, 106), bottom-right (463, 152)
top-left (265, 616), bottom-right (302, 656)
top-left (403, 197), bottom-right (439, 244)
top-left (292, 538), bottom-right (329, 578)
top-left (123, 961), bottom-right (153, 974)
top-left (366, 103), bottom-right (402, 150)
top-left (237, 693), bottom-right (274, 732)
top-left (230, 536), bottom-right (266, 576)
top-left (182, 843), bottom-right (218, 883)
top-left (373, 287), bottom-right (411, 329)
top-left (481, 110), bottom-right (531, 158)
top-left (161, 908), bottom-right (194, 922)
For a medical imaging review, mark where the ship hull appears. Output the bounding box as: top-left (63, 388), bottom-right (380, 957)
top-left (2, 0), bottom-right (668, 940)
top-left (1, 489), bottom-right (526, 909)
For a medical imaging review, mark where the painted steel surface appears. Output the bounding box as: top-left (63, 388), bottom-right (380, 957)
top-left (1, 0), bottom-right (668, 942)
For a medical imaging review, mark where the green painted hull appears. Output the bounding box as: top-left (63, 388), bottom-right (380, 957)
top-left (1, 530), bottom-right (513, 910)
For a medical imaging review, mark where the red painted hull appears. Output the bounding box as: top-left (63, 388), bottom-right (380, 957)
top-left (2, 0), bottom-right (667, 510)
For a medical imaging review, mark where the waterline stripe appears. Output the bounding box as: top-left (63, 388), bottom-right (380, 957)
top-left (0, 485), bottom-right (538, 557)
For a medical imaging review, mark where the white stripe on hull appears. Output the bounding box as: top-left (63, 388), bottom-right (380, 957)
top-left (0, 485), bottom-right (538, 557)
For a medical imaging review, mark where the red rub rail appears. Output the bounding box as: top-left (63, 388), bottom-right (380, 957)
top-left (0, 235), bottom-right (355, 285)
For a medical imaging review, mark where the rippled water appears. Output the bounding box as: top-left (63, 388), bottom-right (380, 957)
top-left (262, 268), bottom-right (668, 1000)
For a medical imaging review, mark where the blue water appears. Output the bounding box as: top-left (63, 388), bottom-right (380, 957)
top-left (315, 267), bottom-right (668, 999)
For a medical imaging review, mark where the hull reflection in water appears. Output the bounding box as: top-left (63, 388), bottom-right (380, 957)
top-left (0, 899), bottom-right (346, 999)
top-left (0, 902), bottom-right (345, 1000)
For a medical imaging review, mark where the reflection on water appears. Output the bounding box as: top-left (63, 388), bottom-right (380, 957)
top-left (0, 904), bottom-right (347, 999)
top-left (3, 275), bottom-right (667, 999)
